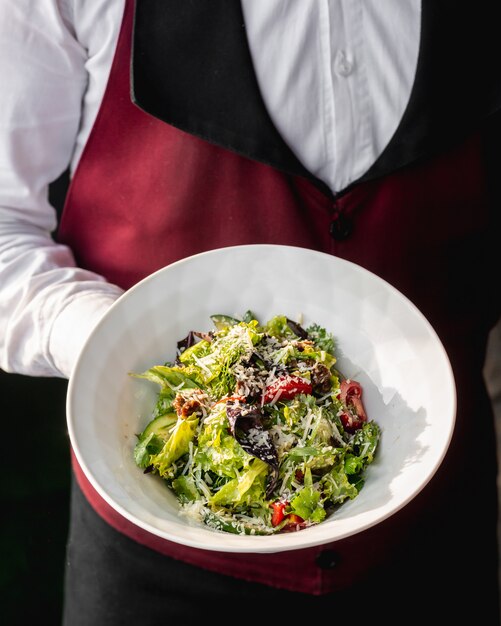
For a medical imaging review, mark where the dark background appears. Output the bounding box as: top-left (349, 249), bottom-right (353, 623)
top-left (1, 173), bottom-right (71, 626)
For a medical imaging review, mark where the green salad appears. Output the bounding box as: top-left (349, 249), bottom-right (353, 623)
top-left (132, 312), bottom-right (381, 535)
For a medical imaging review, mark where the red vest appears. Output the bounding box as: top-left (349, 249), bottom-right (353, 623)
top-left (58, 0), bottom-right (499, 594)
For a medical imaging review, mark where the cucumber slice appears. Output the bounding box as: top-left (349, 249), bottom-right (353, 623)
top-left (210, 314), bottom-right (240, 331)
top-left (141, 412), bottom-right (177, 441)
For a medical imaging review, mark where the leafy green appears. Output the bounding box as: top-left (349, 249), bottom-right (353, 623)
top-left (150, 416), bottom-right (198, 478)
top-left (131, 365), bottom-right (201, 416)
top-left (171, 475), bottom-right (199, 503)
top-left (210, 458), bottom-right (268, 507)
top-left (306, 323), bottom-right (336, 355)
top-left (321, 464), bottom-right (360, 504)
top-left (263, 315), bottom-right (298, 340)
top-left (289, 469), bottom-right (326, 523)
top-left (133, 432), bottom-right (164, 469)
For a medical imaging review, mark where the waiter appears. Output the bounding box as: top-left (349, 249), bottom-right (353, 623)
top-left (1, 1), bottom-right (500, 624)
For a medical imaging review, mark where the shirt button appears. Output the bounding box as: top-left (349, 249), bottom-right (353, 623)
top-left (334, 50), bottom-right (354, 77)
top-left (329, 213), bottom-right (353, 240)
top-left (315, 549), bottom-right (341, 569)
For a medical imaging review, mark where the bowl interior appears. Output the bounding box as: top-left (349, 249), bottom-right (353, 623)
top-left (67, 244), bottom-right (456, 553)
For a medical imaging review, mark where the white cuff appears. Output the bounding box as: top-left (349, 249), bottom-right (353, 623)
top-left (49, 288), bottom-right (123, 379)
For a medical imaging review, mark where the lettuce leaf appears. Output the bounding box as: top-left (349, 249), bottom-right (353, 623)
top-left (289, 468), bottom-right (326, 523)
top-left (210, 458), bottom-right (269, 506)
top-left (150, 416), bottom-right (198, 477)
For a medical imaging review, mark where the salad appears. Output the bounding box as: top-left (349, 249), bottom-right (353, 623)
top-left (132, 312), bottom-right (381, 535)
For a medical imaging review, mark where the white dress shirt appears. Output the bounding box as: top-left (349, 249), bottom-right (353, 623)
top-left (0, 0), bottom-right (421, 378)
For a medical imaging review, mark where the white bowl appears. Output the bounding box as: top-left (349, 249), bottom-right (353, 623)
top-left (67, 244), bottom-right (456, 553)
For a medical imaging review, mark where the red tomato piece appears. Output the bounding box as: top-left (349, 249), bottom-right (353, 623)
top-left (339, 379), bottom-right (367, 432)
top-left (270, 501), bottom-right (287, 526)
top-left (263, 375), bottom-right (312, 404)
top-left (283, 514), bottom-right (306, 531)
top-left (270, 502), bottom-right (306, 531)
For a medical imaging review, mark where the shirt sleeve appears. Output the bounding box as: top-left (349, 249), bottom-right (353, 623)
top-left (0, 0), bottom-right (123, 379)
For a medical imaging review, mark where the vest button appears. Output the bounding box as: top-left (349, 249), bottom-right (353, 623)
top-left (329, 214), bottom-right (353, 240)
top-left (315, 549), bottom-right (341, 569)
